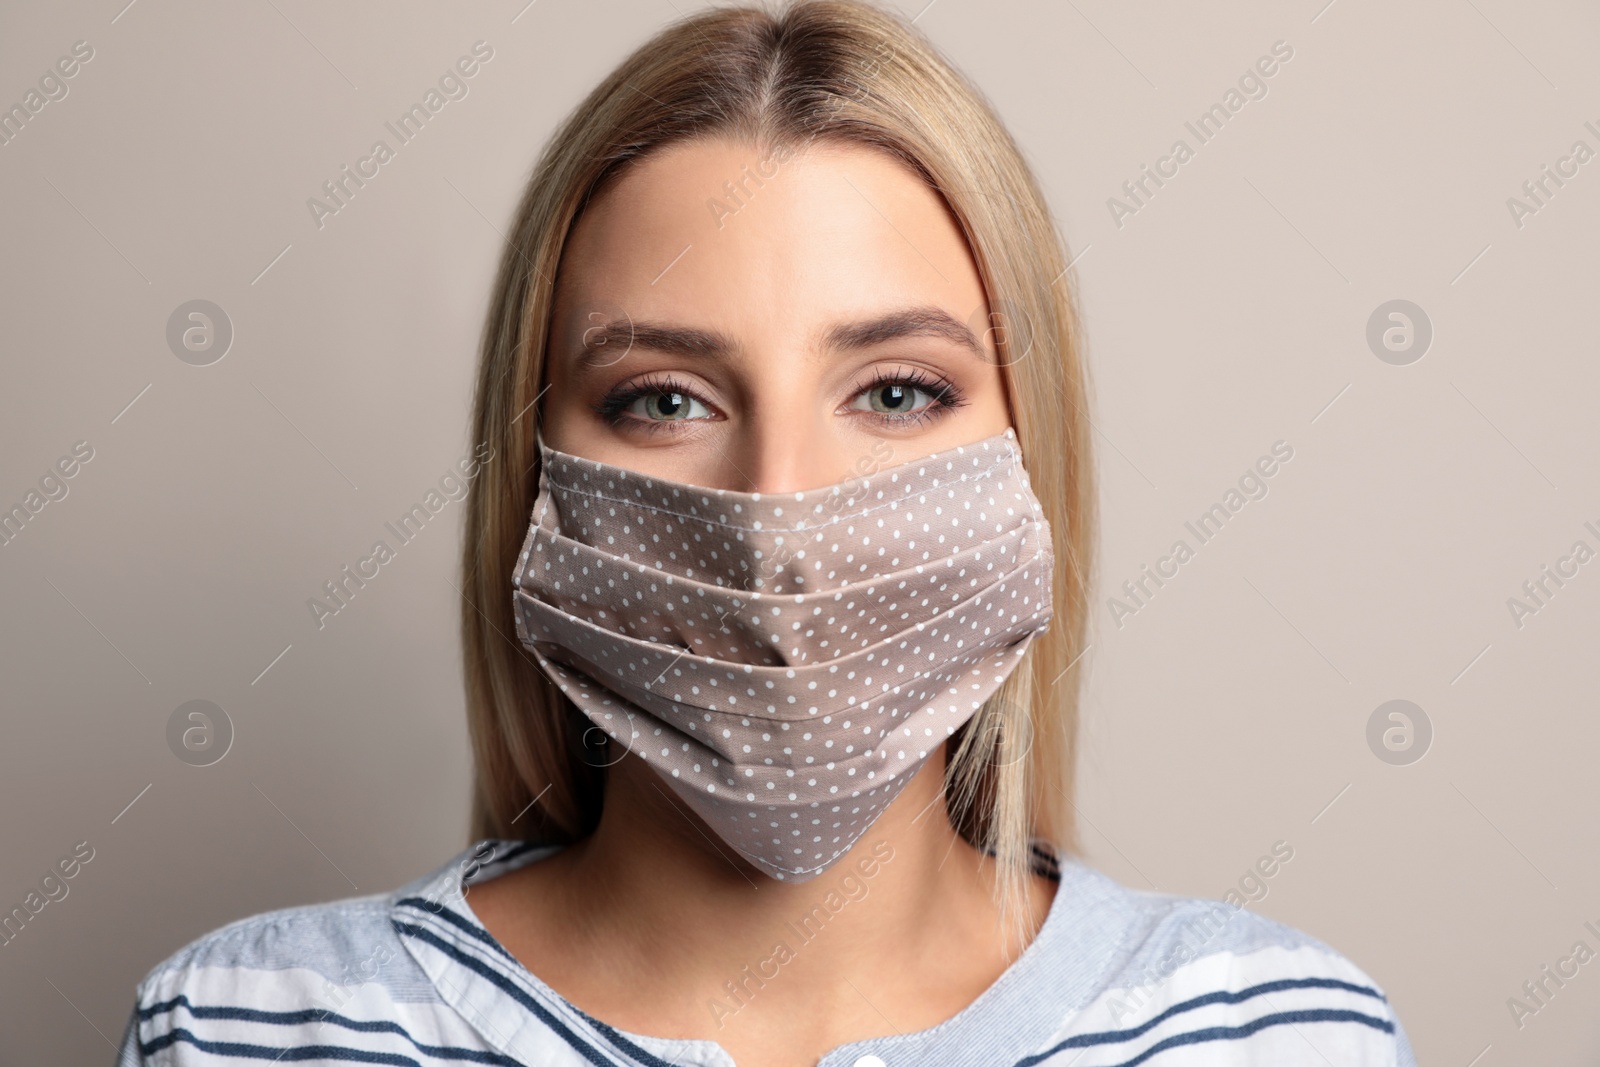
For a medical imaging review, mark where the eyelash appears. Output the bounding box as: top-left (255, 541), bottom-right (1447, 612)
top-left (853, 365), bottom-right (968, 424)
top-left (594, 366), bottom-right (969, 430)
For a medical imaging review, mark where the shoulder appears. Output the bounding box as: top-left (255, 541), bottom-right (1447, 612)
top-left (117, 839), bottom-right (540, 1066)
top-left (134, 890), bottom-right (406, 996)
top-left (1042, 861), bottom-right (1419, 1066)
top-left (131, 839), bottom-right (532, 993)
top-left (122, 888), bottom-right (433, 1063)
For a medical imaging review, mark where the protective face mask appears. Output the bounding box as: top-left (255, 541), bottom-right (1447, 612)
top-left (511, 427), bottom-right (1054, 882)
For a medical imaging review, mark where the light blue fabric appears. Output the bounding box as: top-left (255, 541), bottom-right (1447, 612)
top-left (117, 838), bottom-right (1418, 1066)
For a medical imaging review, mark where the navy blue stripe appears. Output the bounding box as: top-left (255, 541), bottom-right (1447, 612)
top-left (481, 840), bottom-right (544, 867)
top-left (398, 901), bottom-right (697, 1067)
top-left (1030, 842), bottom-right (1062, 882)
top-left (975, 840), bottom-right (1061, 881)
top-left (1087, 1008), bottom-right (1394, 1067)
top-left (138, 995), bottom-right (388, 1029)
top-left (136, 997), bottom-right (519, 1064)
top-left (394, 897), bottom-right (522, 966)
top-left (1015, 977), bottom-right (1388, 1065)
top-left (393, 919), bottom-right (640, 1067)
top-left (144, 1026), bottom-right (425, 1065)
top-left (397, 916), bottom-right (694, 1067)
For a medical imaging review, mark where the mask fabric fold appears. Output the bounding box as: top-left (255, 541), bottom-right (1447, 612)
top-left (511, 427), bottom-right (1054, 882)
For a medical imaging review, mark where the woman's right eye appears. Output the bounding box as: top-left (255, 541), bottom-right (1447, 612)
top-left (624, 389), bottom-right (713, 421)
top-left (595, 374), bottom-right (720, 428)
top-left (595, 374), bottom-right (718, 427)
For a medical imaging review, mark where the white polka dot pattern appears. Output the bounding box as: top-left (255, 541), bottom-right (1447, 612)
top-left (510, 427), bottom-right (1055, 882)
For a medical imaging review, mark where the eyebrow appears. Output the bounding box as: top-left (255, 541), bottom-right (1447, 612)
top-left (573, 305), bottom-right (982, 367)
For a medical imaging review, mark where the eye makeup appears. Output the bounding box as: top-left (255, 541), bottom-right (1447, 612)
top-left (591, 362), bottom-right (970, 434)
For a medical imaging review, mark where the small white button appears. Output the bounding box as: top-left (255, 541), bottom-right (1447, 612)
top-left (851, 1057), bottom-right (887, 1067)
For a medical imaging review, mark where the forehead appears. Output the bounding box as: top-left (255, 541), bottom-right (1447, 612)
top-left (552, 137), bottom-right (986, 334)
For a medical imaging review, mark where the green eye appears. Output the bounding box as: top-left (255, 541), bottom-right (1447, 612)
top-left (627, 390), bottom-right (712, 421)
top-left (851, 382), bottom-right (937, 415)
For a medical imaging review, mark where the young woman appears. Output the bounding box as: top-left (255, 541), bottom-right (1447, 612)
top-left (118, 3), bottom-right (1417, 1065)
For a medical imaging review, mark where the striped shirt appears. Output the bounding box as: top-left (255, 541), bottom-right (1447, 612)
top-left (117, 838), bottom-right (1418, 1066)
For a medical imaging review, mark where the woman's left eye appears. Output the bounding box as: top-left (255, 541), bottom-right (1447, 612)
top-left (848, 381), bottom-right (941, 416)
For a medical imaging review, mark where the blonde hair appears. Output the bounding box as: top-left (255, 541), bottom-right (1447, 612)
top-left (460, 0), bottom-right (1094, 940)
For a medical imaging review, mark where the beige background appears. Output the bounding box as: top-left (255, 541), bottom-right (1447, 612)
top-left (2, 0), bottom-right (1596, 1062)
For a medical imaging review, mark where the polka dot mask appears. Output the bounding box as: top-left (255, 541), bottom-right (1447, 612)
top-left (511, 427), bottom-right (1055, 882)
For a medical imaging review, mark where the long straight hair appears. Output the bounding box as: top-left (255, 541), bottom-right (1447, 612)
top-left (460, 0), bottom-right (1094, 941)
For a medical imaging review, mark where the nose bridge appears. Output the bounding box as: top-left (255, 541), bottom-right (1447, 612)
top-left (715, 340), bottom-right (851, 495)
top-left (731, 415), bottom-right (848, 495)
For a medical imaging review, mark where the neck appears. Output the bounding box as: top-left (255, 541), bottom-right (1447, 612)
top-left (537, 743), bottom-right (1049, 1033)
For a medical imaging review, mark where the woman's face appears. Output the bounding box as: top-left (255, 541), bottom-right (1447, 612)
top-left (540, 137), bottom-right (1011, 490)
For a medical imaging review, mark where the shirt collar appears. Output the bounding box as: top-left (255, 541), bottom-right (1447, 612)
top-left (391, 837), bottom-right (1131, 1067)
